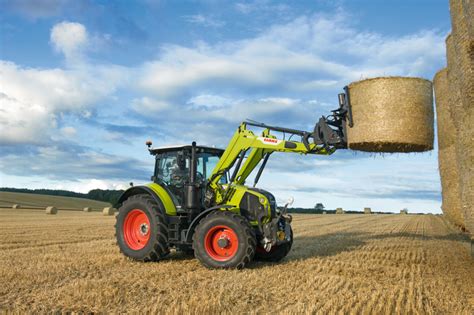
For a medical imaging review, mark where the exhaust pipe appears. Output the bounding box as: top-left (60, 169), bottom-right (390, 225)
top-left (185, 142), bottom-right (200, 210)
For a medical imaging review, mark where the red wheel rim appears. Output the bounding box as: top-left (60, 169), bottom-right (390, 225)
top-left (123, 209), bottom-right (151, 250)
top-left (204, 225), bottom-right (239, 261)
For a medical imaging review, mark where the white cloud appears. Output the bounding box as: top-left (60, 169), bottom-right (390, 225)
top-left (187, 94), bottom-right (231, 109)
top-left (131, 96), bottom-right (170, 113)
top-left (58, 179), bottom-right (128, 193)
top-left (60, 126), bottom-right (77, 137)
top-left (0, 60), bottom-right (127, 144)
top-left (137, 13), bottom-right (445, 98)
top-left (0, 92), bottom-right (52, 144)
top-left (234, 1), bottom-right (290, 15)
top-left (50, 21), bottom-right (88, 61)
top-left (183, 14), bottom-right (225, 27)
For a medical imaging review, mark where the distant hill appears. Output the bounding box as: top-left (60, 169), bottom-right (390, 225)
top-left (0, 187), bottom-right (124, 207)
top-left (0, 191), bottom-right (111, 210)
top-left (287, 208), bottom-right (395, 214)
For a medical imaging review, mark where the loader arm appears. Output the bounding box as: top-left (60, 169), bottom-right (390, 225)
top-left (207, 123), bottom-right (335, 204)
top-left (207, 88), bottom-right (352, 205)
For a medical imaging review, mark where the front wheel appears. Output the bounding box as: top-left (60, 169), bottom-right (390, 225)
top-left (193, 211), bottom-right (256, 269)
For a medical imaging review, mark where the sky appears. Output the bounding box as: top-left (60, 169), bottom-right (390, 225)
top-left (0, 0), bottom-right (452, 213)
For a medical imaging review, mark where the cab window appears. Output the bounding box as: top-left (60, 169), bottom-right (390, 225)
top-left (197, 153), bottom-right (227, 184)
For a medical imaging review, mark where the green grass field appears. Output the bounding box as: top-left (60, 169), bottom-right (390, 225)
top-left (0, 192), bottom-right (111, 210)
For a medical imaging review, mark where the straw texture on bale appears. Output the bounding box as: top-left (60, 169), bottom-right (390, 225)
top-left (346, 77), bottom-right (434, 152)
top-left (102, 207), bottom-right (116, 216)
top-left (446, 31), bottom-right (474, 233)
top-left (12, 204), bottom-right (20, 209)
top-left (336, 208), bottom-right (344, 214)
top-left (83, 207), bottom-right (92, 212)
top-left (449, 1), bottom-right (474, 233)
top-left (45, 206), bottom-right (58, 215)
top-left (434, 69), bottom-right (465, 228)
top-left (449, 0), bottom-right (474, 110)
top-left (364, 207), bottom-right (372, 214)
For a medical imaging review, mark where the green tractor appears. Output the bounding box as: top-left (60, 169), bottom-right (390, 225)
top-left (115, 90), bottom-right (353, 269)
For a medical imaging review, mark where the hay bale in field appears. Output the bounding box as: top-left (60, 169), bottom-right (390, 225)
top-left (346, 77), bottom-right (434, 152)
top-left (322, 211), bottom-right (327, 215)
top-left (103, 207), bottom-right (116, 216)
top-left (336, 207), bottom-right (344, 214)
top-left (400, 209), bottom-right (408, 215)
top-left (445, 34), bottom-right (464, 124)
top-left (45, 206), bottom-right (58, 215)
top-left (83, 207), bottom-right (92, 212)
top-left (449, 2), bottom-right (474, 235)
top-left (12, 204), bottom-right (21, 209)
top-left (364, 207), bottom-right (372, 214)
top-left (450, 0), bottom-right (474, 39)
top-left (434, 68), bottom-right (465, 228)
top-left (446, 32), bottom-right (474, 234)
top-left (449, 0), bottom-right (474, 109)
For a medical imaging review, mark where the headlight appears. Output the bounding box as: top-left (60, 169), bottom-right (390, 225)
top-left (259, 197), bottom-right (265, 204)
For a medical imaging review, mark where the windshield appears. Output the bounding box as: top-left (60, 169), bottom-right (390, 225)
top-left (153, 150), bottom-right (226, 206)
top-left (198, 153), bottom-right (227, 184)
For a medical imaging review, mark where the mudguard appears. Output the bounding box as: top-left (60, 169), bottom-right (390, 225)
top-left (117, 183), bottom-right (177, 216)
top-left (184, 205), bottom-right (235, 243)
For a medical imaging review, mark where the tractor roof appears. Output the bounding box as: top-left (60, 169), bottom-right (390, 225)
top-left (150, 144), bottom-right (225, 155)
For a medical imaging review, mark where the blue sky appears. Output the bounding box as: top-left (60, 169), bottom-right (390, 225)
top-left (0, 0), bottom-right (451, 212)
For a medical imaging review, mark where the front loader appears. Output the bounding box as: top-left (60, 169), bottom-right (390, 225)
top-left (115, 89), bottom-right (353, 269)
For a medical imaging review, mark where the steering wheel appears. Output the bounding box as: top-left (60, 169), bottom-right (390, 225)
top-left (196, 171), bottom-right (204, 183)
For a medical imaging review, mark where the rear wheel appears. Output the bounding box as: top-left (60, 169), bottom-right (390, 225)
top-left (255, 226), bottom-right (293, 262)
top-left (193, 211), bottom-right (256, 269)
top-left (115, 194), bottom-right (169, 261)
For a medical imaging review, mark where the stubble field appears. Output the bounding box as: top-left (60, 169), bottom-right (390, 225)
top-left (0, 209), bottom-right (473, 314)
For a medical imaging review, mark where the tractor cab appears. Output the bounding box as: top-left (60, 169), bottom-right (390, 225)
top-left (149, 144), bottom-right (226, 209)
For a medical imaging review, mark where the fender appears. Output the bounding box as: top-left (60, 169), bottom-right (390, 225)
top-left (117, 183), bottom-right (177, 216)
top-left (184, 205), bottom-right (235, 243)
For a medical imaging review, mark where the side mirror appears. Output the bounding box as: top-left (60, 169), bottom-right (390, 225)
top-left (285, 196), bottom-right (294, 207)
top-left (280, 196), bottom-right (294, 215)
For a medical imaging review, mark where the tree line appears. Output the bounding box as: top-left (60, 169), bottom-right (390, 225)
top-left (0, 187), bottom-right (124, 207)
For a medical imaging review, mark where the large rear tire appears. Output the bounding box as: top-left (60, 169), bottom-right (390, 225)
top-left (193, 211), bottom-right (256, 269)
top-left (255, 226), bottom-right (293, 262)
top-left (115, 194), bottom-right (169, 261)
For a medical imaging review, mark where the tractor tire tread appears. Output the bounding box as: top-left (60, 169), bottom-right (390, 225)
top-left (115, 194), bottom-right (169, 262)
top-left (193, 210), bottom-right (256, 269)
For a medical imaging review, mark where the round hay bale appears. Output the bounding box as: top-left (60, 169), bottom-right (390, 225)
top-left (449, 0), bottom-right (474, 104)
top-left (12, 204), bottom-right (21, 209)
top-left (446, 34), bottom-right (474, 234)
top-left (83, 207), bottom-right (92, 212)
top-left (346, 77), bottom-right (434, 152)
top-left (103, 207), bottom-right (116, 216)
top-left (445, 34), bottom-right (464, 126)
top-left (434, 68), bottom-right (465, 228)
top-left (457, 109), bottom-right (474, 234)
top-left (45, 206), bottom-right (58, 215)
top-left (364, 207), bottom-right (371, 214)
top-left (336, 207), bottom-right (344, 214)
top-left (449, 0), bottom-right (473, 39)
top-left (400, 209), bottom-right (408, 215)
top-left (450, 14), bottom-right (474, 235)
top-left (322, 211), bottom-right (327, 214)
